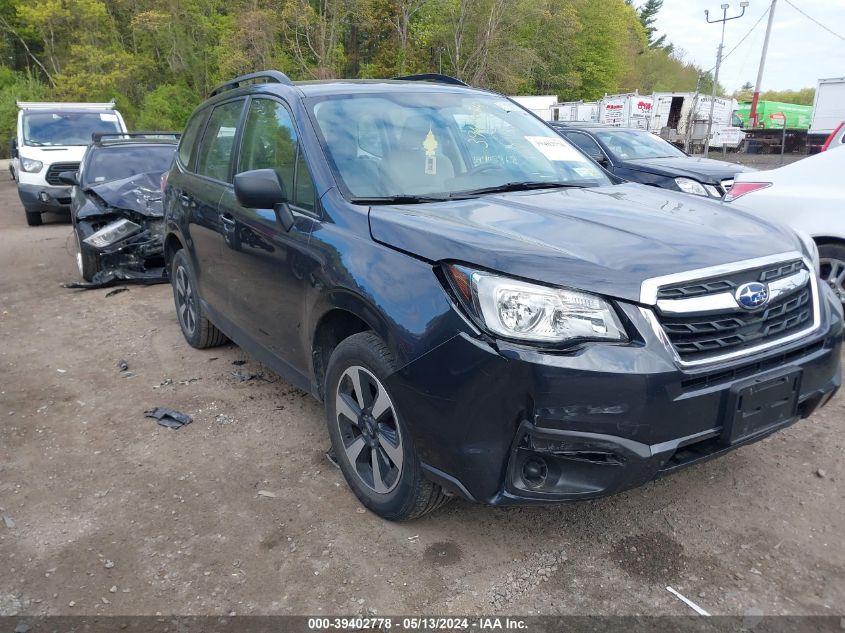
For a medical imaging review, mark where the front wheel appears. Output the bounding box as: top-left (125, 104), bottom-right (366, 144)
top-left (325, 332), bottom-right (449, 521)
top-left (170, 249), bottom-right (228, 349)
top-left (819, 243), bottom-right (845, 304)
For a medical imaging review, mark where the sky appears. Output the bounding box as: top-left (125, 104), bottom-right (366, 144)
top-left (653, 0), bottom-right (845, 92)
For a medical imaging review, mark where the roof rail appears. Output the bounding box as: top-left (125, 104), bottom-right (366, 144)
top-left (16, 100), bottom-right (116, 110)
top-left (209, 70), bottom-right (294, 97)
top-left (392, 73), bottom-right (468, 87)
top-left (92, 131), bottom-right (181, 144)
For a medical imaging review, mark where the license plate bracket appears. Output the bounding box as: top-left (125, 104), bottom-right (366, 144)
top-left (722, 368), bottom-right (802, 445)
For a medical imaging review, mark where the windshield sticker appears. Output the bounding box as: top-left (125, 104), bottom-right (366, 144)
top-left (573, 167), bottom-right (596, 178)
top-left (525, 136), bottom-right (584, 162)
top-left (100, 113), bottom-right (118, 122)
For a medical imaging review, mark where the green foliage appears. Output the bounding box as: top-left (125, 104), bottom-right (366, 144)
top-left (137, 83), bottom-right (200, 131)
top-left (0, 0), bottom-right (791, 152)
top-left (0, 67), bottom-right (48, 149)
top-left (636, 0), bottom-right (667, 49)
top-left (732, 86), bottom-right (816, 106)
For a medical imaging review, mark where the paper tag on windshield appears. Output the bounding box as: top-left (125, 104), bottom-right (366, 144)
top-left (525, 136), bottom-right (583, 162)
top-left (100, 113), bottom-right (118, 122)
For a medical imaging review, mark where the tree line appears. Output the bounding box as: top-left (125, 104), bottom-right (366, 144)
top-left (1, 0), bottom-right (720, 146)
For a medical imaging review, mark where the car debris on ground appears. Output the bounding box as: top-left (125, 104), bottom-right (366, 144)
top-left (144, 407), bottom-right (192, 429)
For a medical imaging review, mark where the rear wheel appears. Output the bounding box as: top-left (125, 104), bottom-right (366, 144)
top-left (819, 243), bottom-right (845, 303)
top-left (325, 332), bottom-right (449, 521)
top-left (24, 209), bottom-right (42, 226)
top-left (170, 249), bottom-right (228, 348)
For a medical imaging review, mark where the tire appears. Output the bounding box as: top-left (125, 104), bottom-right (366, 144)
top-left (325, 332), bottom-right (449, 521)
top-left (74, 228), bottom-right (100, 282)
top-left (170, 249), bottom-right (228, 349)
top-left (819, 243), bottom-right (845, 304)
top-left (25, 209), bottom-right (42, 226)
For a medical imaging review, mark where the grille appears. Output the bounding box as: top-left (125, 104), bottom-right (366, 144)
top-left (656, 259), bottom-right (815, 362)
top-left (657, 259), bottom-right (803, 300)
top-left (45, 162), bottom-right (80, 186)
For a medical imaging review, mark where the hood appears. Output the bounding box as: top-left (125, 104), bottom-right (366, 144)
top-left (368, 184), bottom-right (803, 303)
top-left (79, 172), bottom-right (164, 219)
top-left (621, 156), bottom-right (752, 183)
top-left (17, 145), bottom-right (87, 162)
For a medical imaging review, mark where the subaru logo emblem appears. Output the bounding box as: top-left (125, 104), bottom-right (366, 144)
top-left (736, 282), bottom-right (769, 310)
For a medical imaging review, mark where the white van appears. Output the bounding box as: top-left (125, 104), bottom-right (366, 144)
top-left (11, 101), bottom-right (128, 226)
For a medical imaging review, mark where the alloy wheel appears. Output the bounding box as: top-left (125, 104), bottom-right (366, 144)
top-left (335, 365), bottom-right (403, 494)
top-left (175, 265), bottom-right (197, 335)
top-left (820, 257), bottom-right (845, 303)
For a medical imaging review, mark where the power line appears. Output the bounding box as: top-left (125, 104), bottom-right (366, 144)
top-left (705, 5), bottom-right (770, 73)
top-left (783, 0), bottom-right (845, 42)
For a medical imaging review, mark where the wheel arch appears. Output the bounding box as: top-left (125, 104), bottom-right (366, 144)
top-left (164, 231), bottom-right (185, 267)
top-left (813, 235), bottom-right (845, 247)
top-left (310, 297), bottom-right (387, 401)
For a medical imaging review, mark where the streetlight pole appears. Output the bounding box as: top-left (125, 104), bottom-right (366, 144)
top-left (703, 2), bottom-right (749, 156)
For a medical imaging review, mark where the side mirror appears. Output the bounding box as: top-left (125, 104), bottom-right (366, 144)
top-left (58, 171), bottom-right (79, 186)
top-left (234, 168), bottom-right (287, 208)
top-left (234, 168), bottom-right (294, 230)
top-left (9, 138), bottom-right (18, 159)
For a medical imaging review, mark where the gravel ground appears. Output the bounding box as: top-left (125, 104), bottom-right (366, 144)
top-left (0, 175), bottom-right (842, 618)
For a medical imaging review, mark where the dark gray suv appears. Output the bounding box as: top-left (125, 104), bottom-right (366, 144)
top-left (162, 71), bottom-right (843, 520)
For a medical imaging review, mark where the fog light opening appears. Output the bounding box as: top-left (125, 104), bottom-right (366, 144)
top-left (522, 457), bottom-right (548, 489)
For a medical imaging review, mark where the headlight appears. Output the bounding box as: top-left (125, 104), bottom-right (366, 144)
top-left (796, 231), bottom-right (820, 276)
top-left (20, 157), bottom-right (43, 173)
top-left (83, 218), bottom-right (142, 249)
top-left (445, 264), bottom-right (628, 344)
top-left (674, 177), bottom-right (707, 196)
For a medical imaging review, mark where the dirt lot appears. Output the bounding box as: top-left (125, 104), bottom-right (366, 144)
top-left (0, 174), bottom-right (843, 618)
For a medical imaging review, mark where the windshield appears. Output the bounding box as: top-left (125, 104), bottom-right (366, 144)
top-left (82, 145), bottom-right (176, 186)
top-left (308, 92), bottom-right (611, 200)
top-left (22, 111), bottom-right (122, 146)
top-left (593, 129), bottom-right (686, 160)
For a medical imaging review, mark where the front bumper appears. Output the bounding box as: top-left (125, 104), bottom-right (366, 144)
top-left (391, 286), bottom-right (843, 506)
top-left (17, 182), bottom-right (72, 213)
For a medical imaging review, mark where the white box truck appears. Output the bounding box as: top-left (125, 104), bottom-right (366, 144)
top-left (651, 92), bottom-right (742, 150)
top-left (508, 95), bottom-right (559, 121)
top-left (809, 77), bottom-right (845, 151)
top-left (551, 101), bottom-right (599, 123)
top-left (597, 93), bottom-right (654, 129)
top-left (11, 100), bottom-right (128, 226)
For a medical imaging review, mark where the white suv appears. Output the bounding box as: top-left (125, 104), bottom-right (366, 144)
top-left (11, 101), bottom-right (127, 226)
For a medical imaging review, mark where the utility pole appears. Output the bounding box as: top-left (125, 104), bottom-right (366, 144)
top-left (703, 2), bottom-right (749, 155)
top-left (749, 0), bottom-right (777, 128)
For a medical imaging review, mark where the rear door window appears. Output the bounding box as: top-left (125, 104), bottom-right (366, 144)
top-left (178, 109), bottom-right (209, 170)
top-left (195, 100), bottom-right (245, 183)
top-left (563, 132), bottom-right (604, 158)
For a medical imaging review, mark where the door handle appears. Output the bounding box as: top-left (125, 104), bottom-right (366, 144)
top-left (220, 213), bottom-right (236, 226)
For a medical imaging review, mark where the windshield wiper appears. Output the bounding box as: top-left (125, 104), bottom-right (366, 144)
top-left (349, 195), bottom-right (452, 205)
top-left (450, 181), bottom-right (583, 197)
